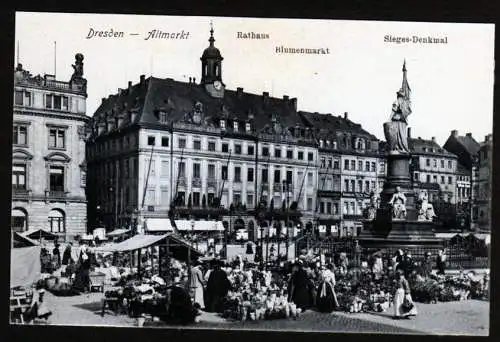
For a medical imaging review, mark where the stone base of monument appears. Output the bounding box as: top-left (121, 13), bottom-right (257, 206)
top-left (359, 214), bottom-right (444, 257)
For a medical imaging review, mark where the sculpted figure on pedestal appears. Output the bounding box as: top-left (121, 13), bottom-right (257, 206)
top-left (388, 186), bottom-right (407, 220)
top-left (367, 192), bottom-right (380, 220)
top-left (417, 190), bottom-right (436, 222)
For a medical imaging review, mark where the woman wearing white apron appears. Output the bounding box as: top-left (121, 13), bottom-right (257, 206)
top-left (393, 269), bottom-right (417, 319)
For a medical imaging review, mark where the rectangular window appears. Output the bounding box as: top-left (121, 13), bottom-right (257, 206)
top-left (147, 136), bottom-right (155, 146)
top-left (234, 144), bottom-right (242, 154)
top-left (365, 180), bottom-right (370, 192)
top-left (344, 179), bottom-right (349, 191)
top-left (333, 160), bottom-right (339, 169)
top-left (358, 161), bottom-right (363, 171)
top-left (262, 169), bottom-right (268, 183)
top-left (426, 174), bottom-right (431, 183)
top-left (321, 158), bottom-right (326, 168)
top-left (433, 159), bottom-right (437, 167)
top-left (344, 160), bottom-right (349, 170)
top-left (350, 180), bottom-right (355, 192)
top-left (448, 176), bottom-right (452, 185)
top-left (328, 159), bottom-right (333, 168)
top-left (350, 160), bottom-right (355, 170)
top-left (49, 166), bottom-right (65, 192)
top-left (53, 95), bottom-right (62, 109)
top-left (287, 149), bottom-right (293, 159)
top-left (159, 160), bottom-right (168, 178)
top-left (207, 164), bottom-right (215, 179)
top-left (307, 197), bottom-right (313, 211)
top-left (145, 158), bottom-right (156, 175)
top-left (274, 169), bottom-right (281, 183)
top-left (193, 163), bottom-right (201, 178)
top-left (222, 143), bottom-right (229, 153)
top-left (222, 166), bottom-right (228, 180)
top-left (365, 161), bottom-right (370, 172)
top-left (161, 137), bottom-right (169, 147)
top-left (275, 148), bottom-right (281, 158)
top-left (193, 192), bottom-right (200, 206)
top-left (233, 122), bottom-right (239, 131)
top-left (45, 94), bottom-right (53, 108)
top-left (15, 91), bottom-right (23, 105)
top-left (371, 181), bottom-right (376, 190)
top-left (234, 166), bottom-right (241, 182)
top-left (358, 180), bottom-right (363, 192)
top-left (298, 151), bottom-right (304, 160)
top-left (13, 125), bottom-right (28, 145)
top-left (160, 188), bottom-right (169, 205)
top-left (247, 168), bottom-right (254, 182)
top-left (426, 159), bottom-right (430, 166)
top-left (441, 176), bottom-right (445, 184)
top-left (178, 138), bottom-right (186, 149)
top-left (371, 162), bottom-right (376, 172)
top-left (245, 145), bottom-right (254, 155)
top-left (245, 122), bottom-right (251, 132)
top-left (441, 160), bottom-right (445, 168)
top-left (146, 189), bottom-right (155, 205)
top-left (208, 141), bottom-right (216, 151)
top-left (262, 147), bottom-right (269, 157)
top-left (433, 175), bottom-right (437, 183)
top-left (12, 164), bottom-right (26, 189)
top-left (220, 120), bottom-right (226, 129)
top-left (320, 202), bottom-right (325, 214)
top-left (48, 127), bottom-right (66, 149)
top-left (193, 140), bottom-right (201, 150)
top-left (286, 170), bottom-right (293, 183)
top-left (448, 160), bottom-right (452, 168)
top-left (414, 172), bottom-right (419, 181)
top-left (247, 194), bottom-right (254, 208)
top-left (307, 172), bottom-right (313, 186)
top-left (178, 162), bottom-right (185, 178)
top-left (308, 152), bottom-right (314, 161)
top-left (327, 202), bottom-right (332, 214)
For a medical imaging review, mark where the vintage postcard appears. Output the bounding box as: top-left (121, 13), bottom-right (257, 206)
top-left (10, 12), bottom-right (493, 335)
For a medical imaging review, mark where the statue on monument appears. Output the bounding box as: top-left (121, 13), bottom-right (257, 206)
top-left (71, 53), bottom-right (84, 79)
top-left (384, 61), bottom-right (412, 155)
top-left (367, 191), bottom-right (380, 220)
top-left (388, 186), bottom-right (407, 220)
top-left (417, 190), bottom-right (436, 222)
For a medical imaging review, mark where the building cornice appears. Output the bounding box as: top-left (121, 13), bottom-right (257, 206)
top-left (14, 108), bottom-right (90, 123)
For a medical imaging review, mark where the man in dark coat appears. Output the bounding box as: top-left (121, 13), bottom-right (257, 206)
top-left (206, 261), bottom-right (232, 313)
top-left (288, 260), bottom-right (312, 311)
top-left (62, 243), bottom-right (72, 266)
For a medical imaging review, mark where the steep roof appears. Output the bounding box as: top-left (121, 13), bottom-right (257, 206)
top-left (456, 135), bottom-right (481, 155)
top-left (299, 111), bottom-right (377, 140)
top-left (409, 137), bottom-right (457, 158)
top-left (91, 76), bottom-right (306, 137)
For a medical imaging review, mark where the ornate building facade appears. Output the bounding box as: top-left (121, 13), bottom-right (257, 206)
top-left (299, 111), bottom-right (385, 237)
top-left (11, 56), bottom-right (89, 240)
top-left (85, 27), bottom-right (318, 241)
top-left (475, 134), bottom-right (492, 232)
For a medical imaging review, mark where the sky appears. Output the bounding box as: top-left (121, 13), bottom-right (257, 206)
top-left (14, 12), bottom-right (495, 145)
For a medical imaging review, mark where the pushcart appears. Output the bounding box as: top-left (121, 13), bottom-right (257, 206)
top-left (89, 272), bottom-right (106, 292)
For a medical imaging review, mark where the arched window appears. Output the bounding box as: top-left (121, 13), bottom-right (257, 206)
top-left (11, 207), bottom-right (28, 232)
top-left (49, 209), bottom-right (65, 233)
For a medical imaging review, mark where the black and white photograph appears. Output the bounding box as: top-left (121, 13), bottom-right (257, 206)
top-left (9, 12), bottom-right (494, 336)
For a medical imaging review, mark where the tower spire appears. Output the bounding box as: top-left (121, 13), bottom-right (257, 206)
top-left (209, 21), bottom-right (215, 46)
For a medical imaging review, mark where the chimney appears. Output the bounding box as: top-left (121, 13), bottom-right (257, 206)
top-left (263, 91), bottom-right (269, 98)
top-left (101, 98), bottom-right (106, 103)
top-left (344, 112), bottom-right (348, 120)
top-left (140, 74), bottom-right (145, 86)
top-left (193, 77), bottom-right (196, 83)
top-left (431, 136), bottom-right (436, 142)
top-left (237, 87), bottom-right (243, 97)
top-left (290, 98), bottom-right (297, 110)
top-left (466, 133), bottom-right (472, 137)
top-left (485, 134), bottom-right (491, 142)
top-left (189, 77), bottom-right (192, 83)
top-left (128, 81), bottom-right (132, 90)
top-left (451, 129), bottom-right (458, 137)
top-left (283, 95), bottom-right (289, 101)
top-left (407, 127), bottom-right (411, 138)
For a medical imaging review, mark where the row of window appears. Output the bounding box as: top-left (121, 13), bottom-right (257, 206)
top-left (147, 135), bottom-right (315, 161)
top-left (424, 158), bottom-right (454, 169)
top-left (12, 208), bottom-right (66, 233)
top-left (343, 179), bottom-right (378, 193)
top-left (13, 124), bottom-right (67, 149)
top-left (14, 90), bottom-right (70, 111)
top-left (343, 159), bottom-right (377, 172)
top-left (319, 201), bottom-right (340, 215)
top-left (414, 172), bottom-right (454, 185)
top-left (12, 163), bottom-right (66, 192)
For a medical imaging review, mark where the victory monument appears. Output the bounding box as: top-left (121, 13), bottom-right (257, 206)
top-left (359, 61), bottom-right (443, 254)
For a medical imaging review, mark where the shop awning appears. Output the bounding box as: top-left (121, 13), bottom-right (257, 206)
top-left (145, 219), bottom-right (224, 232)
top-left (22, 229), bottom-right (58, 241)
top-left (107, 228), bottom-right (132, 237)
top-left (12, 232), bottom-right (39, 248)
top-left (99, 233), bottom-right (204, 261)
top-left (11, 246), bottom-right (41, 288)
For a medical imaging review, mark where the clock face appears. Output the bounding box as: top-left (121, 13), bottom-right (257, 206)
top-left (213, 80), bottom-right (222, 90)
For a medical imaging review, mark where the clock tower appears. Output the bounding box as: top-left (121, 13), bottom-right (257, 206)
top-left (201, 23), bottom-right (225, 98)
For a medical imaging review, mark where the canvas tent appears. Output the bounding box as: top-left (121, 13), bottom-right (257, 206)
top-left (12, 232), bottom-right (39, 248)
top-left (22, 229), bottom-right (58, 241)
top-left (11, 246), bottom-right (41, 288)
top-left (99, 233), bottom-right (204, 262)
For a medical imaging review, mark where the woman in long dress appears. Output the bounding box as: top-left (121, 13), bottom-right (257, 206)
top-left (393, 270), bottom-right (417, 319)
top-left (316, 264), bottom-right (339, 313)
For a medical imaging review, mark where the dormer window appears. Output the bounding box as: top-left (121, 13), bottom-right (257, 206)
top-left (233, 121), bottom-right (238, 131)
top-left (333, 141), bottom-right (338, 149)
top-left (319, 140), bottom-right (324, 147)
top-left (423, 147), bottom-right (427, 152)
top-left (220, 119), bottom-right (226, 129)
top-left (326, 140), bottom-right (330, 147)
top-left (245, 122), bottom-right (251, 132)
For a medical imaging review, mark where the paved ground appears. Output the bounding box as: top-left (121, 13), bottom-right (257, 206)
top-left (27, 291), bottom-right (489, 335)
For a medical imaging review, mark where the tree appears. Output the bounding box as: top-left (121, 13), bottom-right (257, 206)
top-left (202, 194), bottom-right (207, 208)
top-left (187, 193), bottom-right (192, 208)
